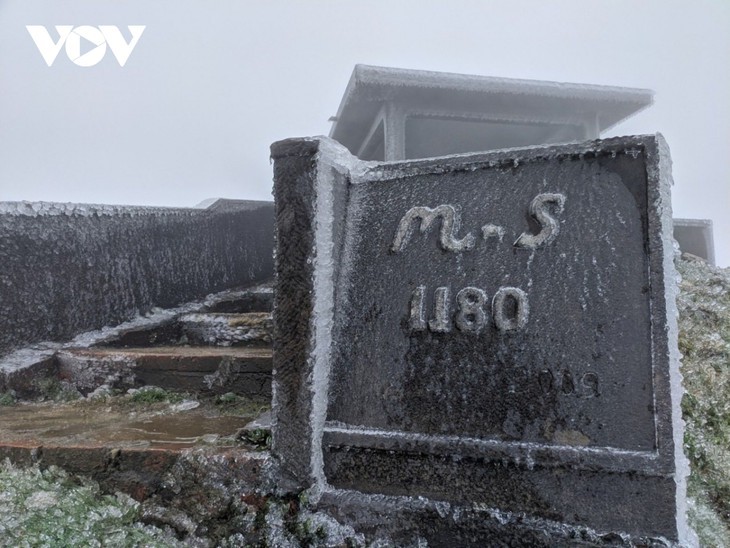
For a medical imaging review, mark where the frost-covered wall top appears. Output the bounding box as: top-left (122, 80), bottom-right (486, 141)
top-left (0, 201), bottom-right (197, 218)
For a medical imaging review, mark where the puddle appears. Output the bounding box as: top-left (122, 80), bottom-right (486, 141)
top-left (110, 413), bottom-right (245, 444)
top-left (0, 397), bottom-right (267, 449)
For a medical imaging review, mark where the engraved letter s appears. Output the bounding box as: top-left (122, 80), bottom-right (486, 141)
top-left (514, 193), bottom-right (566, 249)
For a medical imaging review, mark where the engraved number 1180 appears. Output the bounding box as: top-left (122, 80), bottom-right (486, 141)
top-left (409, 285), bottom-right (529, 333)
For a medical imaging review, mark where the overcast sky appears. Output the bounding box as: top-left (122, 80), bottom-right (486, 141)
top-left (0, 1), bottom-right (728, 266)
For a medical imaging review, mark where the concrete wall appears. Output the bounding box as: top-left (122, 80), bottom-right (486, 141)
top-left (0, 200), bottom-right (274, 358)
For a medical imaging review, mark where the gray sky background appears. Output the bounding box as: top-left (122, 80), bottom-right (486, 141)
top-left (1, 0), bottom-right (728, 265)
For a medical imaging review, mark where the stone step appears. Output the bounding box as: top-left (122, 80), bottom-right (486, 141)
top-left (104, 312), bottom-right (273, 348)
top-left (103, 318), bottom-right (184, 348)
top-left (0, 351), bottom-right (58, 400)
top-left (178, 312), bottom-right (272, 347)
top-left (204, 289), bottom-right (273, 314)
top-left (56, 346), bottom-right (272, 398)
top-left (0, 395), bottom-right (268, 503)
top-left (99, 283), bottom-right (273, 348)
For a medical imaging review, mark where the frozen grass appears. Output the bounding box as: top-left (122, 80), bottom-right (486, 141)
top-left (214, 391), bottom-right (270, 416)
top-left (0, 461), bottom-right (181, 547)
top-left (678, 257), bottom-right (730, 545)
top-left (0, 461), bottom-right (360, 547)
top-left (128, 386), bottom-right (186, 405)
top-left (32, 377), bottom-right (81, 402)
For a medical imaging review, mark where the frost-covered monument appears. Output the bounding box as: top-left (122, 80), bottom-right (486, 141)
top-left (271, 67), bottom-right (693, 545)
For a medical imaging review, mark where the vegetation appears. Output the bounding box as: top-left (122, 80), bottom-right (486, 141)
top-left (33, 377), bottom-right (81, 402)
top-left (128, 386), bottom-right (186, 405)
top-left (0, 461), bottom-right (180, 547)
top-left (241, 428), bottom-right (272, 450)
top-left (678, 257), bottom-right (730, 545)
top-left (214, 391), bottom-right (270, 417)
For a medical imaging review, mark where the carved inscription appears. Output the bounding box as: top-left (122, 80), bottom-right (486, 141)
top-left (391, 192), bottom-right (566, 253)
top-left (393, 192), bottom-right (564, 334)
top-left (391, 205), bottom-right (475, 253)
top-left (455, 287), bottom-right (488, 333)
top-left (428, 286), bottom-right (451, 332)
top-left (509, 368), bottom-right (601, 398)
top-left (513, 193), bottom-right (566, 249)
top-left (409, 285), bottom-right (427, 331)
top-left (492, 287), bottom-right (529, 331)
top-left (481, 223), bottom-right (505, 241)
top-left (410, 286), bottom-right (529, 333)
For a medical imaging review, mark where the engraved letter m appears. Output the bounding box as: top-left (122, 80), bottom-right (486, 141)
top-left (391, 205), bottom-right (475, 253)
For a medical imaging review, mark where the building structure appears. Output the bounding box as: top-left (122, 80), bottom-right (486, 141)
top-left (329, 65), bottom-right (715, 263)
top-left (329, 64), bottom-right (653, 161)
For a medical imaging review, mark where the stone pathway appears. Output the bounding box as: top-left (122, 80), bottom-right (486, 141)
top-left (0, 282), bottom-right (273, 502)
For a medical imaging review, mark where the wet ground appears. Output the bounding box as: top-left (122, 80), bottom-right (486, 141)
top-left (0, 393), bottom-right (269, 450)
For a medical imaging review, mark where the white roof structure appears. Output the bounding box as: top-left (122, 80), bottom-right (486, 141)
top-left (329, 65), bottom-right (654, 161)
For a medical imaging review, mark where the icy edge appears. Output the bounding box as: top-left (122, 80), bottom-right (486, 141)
top-left (0, 201), bottom-right (197, 218)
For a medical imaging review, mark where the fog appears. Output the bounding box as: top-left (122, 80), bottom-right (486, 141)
top-left (0, 0), bottom-right (728, 266)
